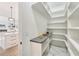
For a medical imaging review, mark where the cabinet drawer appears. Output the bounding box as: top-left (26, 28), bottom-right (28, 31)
top-left (6, 39), bottom-right (17, 45)
top-left (6, 36), bottom-right (18, 43)
top-left (5, 35), bottom-right (17, 40)
top-left (6, 42), bottom-right (17, 49)
top-left (5, 33), bottom-right (16, 36)
top-left (5, 39), bottom-right (18, 49)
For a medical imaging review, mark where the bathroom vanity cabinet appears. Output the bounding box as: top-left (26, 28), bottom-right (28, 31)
top-left (30, 35), bottom-right (50, 56)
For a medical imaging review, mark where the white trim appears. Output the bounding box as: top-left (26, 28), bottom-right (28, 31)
top-left (53, 33), bottom-right (66, 36)
top-left (48, 20), bottom-right (66, 24)
top-left (52, 38), bottom-right (66, 42)
top-left (68, 27), bottom-right (79, 30)
top-left (47, 27), bottom-right (67, 29)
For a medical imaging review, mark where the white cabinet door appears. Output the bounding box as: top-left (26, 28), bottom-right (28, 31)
top-left (0, 33), bottom-right (18, 49)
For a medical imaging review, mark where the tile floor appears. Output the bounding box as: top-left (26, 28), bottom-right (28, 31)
top-left (47, 45), bottom-right (70, 56)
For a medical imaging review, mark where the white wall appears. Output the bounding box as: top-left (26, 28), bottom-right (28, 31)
top-left (32, 8), bottom-right (48, 35)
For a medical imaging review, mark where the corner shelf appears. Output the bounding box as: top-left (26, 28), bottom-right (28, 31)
top-left (68, 4), bottom-right (79, 17)
top-left (65, 41), bottom-right (75, 56)
top-left (43, 2), bottom-right (79, 56)
top-left (66, 35), bottom-right (79, 53)
top-left (51, 12), bottom-right (66, 18)
top-left (67, 2), bottom-right (79, 55)
top-left (51, 6), bottom-right (65, 13)
top-left (53, 33), bottom-right (66, 36)
top-left (52, 38), bottom-right (66, 42)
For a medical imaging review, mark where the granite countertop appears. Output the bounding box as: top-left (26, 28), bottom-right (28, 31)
top-left (30, 33), bottom-right (52, 43)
